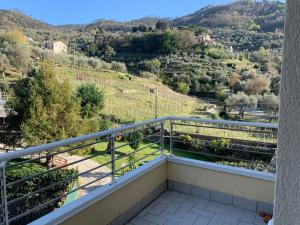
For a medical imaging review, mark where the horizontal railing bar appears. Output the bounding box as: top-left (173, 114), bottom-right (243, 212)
top-left (172, 147), bottom-right (275, 168)
top-left (174, 131), bottom-right (277, 144)
top-left (8, 172), bottom-right (113, 223)
top-left (172, 136), bottom-right (277, 149)
top-left (7, 150), bottom-right (108, 187)
top-left (172, 123), bottom-right (278, 134)
top-left (7, 160), bottom-right (112, 206)
top-left (118, 123), bottom-right (160, 137)
top-left (0, 117), bottom-right (278, 162)
top-left (169, 116), bottom-right (278, 129)
top-left (0, 117), bottom-right (168, 162)
top-left (6, 139), bottom-right (107, 169)
top-left (172, 140), bottom-right (275, 156)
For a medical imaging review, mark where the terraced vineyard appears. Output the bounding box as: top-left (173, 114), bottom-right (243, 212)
top-left (56, 66), bottom-right (200, 122)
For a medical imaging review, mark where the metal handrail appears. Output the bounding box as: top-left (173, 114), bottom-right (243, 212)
top-left (0, 116), bottom-right (277, 162)
top-left (0, 116), bottom-right (278, 225)
top-left (0, 117), bottom-right (167, 162)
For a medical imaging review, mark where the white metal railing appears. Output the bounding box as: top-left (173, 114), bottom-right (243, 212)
top-left (0, 116), bottom-right (278, 225)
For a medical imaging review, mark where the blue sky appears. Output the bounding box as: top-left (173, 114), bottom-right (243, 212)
top-left (0, 0), bottom-right (238, 25)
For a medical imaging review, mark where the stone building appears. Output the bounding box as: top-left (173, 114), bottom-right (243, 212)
top-left (44, 41), bottom-right (67, 53)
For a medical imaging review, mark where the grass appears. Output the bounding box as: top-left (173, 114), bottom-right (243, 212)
top-left (83, 139), bottom-right (211, 175)
top-left (86, 141), bottom-right (161, 173)
top-left (56, 65), bottom-right (200, 122)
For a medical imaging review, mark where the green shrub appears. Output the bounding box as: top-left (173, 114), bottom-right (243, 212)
top-left (7, 162), bottom-right (78, 225)
top-left (127, 131), bottom-right (143, 150)
top-left (217, 160), bottom-right (274, 173)
top-left (176, 82), bottom-right (190, 94)
top-left (99, 119), bottom-right (112, 131)
top-left (209, 139), bottom-right (232, 156)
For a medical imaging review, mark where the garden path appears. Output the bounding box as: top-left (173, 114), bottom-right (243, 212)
top-left (62, 155), bottom-right (112, 196)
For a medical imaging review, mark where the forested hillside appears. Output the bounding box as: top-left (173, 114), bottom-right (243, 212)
top-left (0, 0), bottom-right (283, 132)
top-left (174, 0), bottom-right (285, 32)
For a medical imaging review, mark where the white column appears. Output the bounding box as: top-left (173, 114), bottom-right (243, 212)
top-left (274, 1), bottom-right (300, 225)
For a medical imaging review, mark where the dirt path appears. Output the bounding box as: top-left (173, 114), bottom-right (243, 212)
top-left (63, 155), bottom-right (112, 196)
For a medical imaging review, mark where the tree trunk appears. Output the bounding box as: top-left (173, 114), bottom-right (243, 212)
top-left (239, 106), bottom-right (245, 118)
top-left (106, 139), bottom-right (112, 154)
top-left (46, 154), bottom-right (53, 170)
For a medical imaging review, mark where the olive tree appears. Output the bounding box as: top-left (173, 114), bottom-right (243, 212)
top-left (225, 92), bottom-right (257, 118)
top-left (111, 61), bottom-right (127, 73)
top-left (258, 93), bottom-right (279, 121)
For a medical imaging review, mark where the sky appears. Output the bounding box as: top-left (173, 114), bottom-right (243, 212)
top-left (0, 0), bottom-right (237, 25)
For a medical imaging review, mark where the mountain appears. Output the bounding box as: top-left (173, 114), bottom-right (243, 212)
top-left (0, 9), bottom-right (52, 31)
top-left (0, 9), bottom-right (71, 42)
top-left (173, 0), bottom-right (285, 32)
top-left (0, 1), bottom-right (285, 43)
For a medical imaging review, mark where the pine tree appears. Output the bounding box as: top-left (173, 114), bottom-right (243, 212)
top-left (20, 62), bottom-right (82, 146)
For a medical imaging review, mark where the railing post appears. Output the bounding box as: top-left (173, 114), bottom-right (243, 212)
top-left (0, 162), bottom-right (8, 225)
top-left (110, 134), bottom-right (116, 183)
top-left (169, 120), bottom-right (173, 156)
top-left (160, 122), bottom-right (164, 157)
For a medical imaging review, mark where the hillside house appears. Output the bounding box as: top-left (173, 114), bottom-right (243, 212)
top-left (44, 41), bottom-right (67, 53)
top-left (197, 34), bottom-right (212, 45)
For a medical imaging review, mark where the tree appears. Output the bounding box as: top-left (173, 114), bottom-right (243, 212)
top-left (258, 93), bottom-right (279, 121)
top-left (4, 62), bottom-right (91, 152)
top-left (0, 53), bottom-right (9, 78)
top-left (225, 92), bottom-right (257, 118)
top-left (7, 43), bottom-right (32, 75)
top-left (270, 76), bottom-right (280, 95)
top-left (1, 79), bottom-right (31, 148)
top-left (104, 46), bottom-right (116, 58)
top-left (156, 20), bottom-right (169, 30)
top-left (244, 75), bottom-right (270, 95)
top-left (18, 62), bottom-right (83, 147)
top-left (0, 30), bottom-right (32, 76)
top-left (143, 59), bottom-right (161, 74)
top-left (173, 29), bottom-right (197, 52)
top-left (76, 84), bottom-right (105, 118)
top-left (247, 19), bottom-right (261, 31)
top-left (176, 82), bottom-right (190, 94)
top-left (127, 131), bottom-right (143, 150)
top-left (7, 62), bottom-right (101, 167)
top-left (5, 28), bottom-right (27, 45)
top-left (111, 61), bottom-right (127, 73)
top-left (229, 73), bottom-right (241, 90)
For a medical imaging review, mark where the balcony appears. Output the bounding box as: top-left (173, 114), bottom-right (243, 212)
top-left (0, 117), bottom-right (277, 225)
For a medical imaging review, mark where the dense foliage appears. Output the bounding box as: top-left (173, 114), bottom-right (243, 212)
top-left (76, 84), bottom-right (105, 118)
top-left (173, 0), bottom-right (285, 32)
top-left (127, 131), bottom-right (144, 150)
top-left (7, 162), bottom-right (78, 225)
top-left (3, 62), bottom-right (101, 148)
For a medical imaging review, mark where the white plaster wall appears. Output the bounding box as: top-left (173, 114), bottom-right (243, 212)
top-left (274, 1), bottom-right (300, 224)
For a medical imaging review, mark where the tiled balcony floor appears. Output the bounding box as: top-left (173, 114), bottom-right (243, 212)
top-left (126, 191), bottom-right (266, 225)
